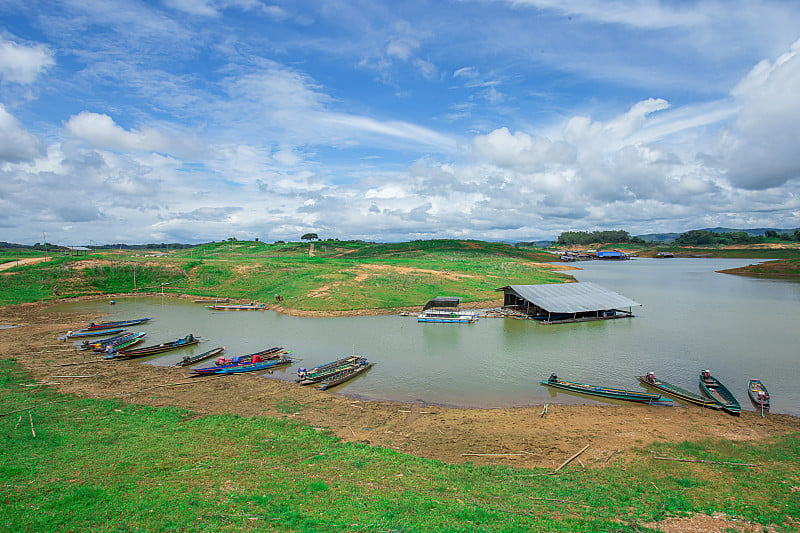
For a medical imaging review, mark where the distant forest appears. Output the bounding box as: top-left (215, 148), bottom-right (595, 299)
top-left (553, 228), bottom-right (800, 247)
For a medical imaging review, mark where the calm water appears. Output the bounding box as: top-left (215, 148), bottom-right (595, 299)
top-left (49, 258), bottom-right (799, 415)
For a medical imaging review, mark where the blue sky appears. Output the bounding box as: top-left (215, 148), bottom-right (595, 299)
top-left (1, 0), bottom-right (800, 244)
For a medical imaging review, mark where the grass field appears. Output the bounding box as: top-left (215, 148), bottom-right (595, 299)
top-left (1, 359), bottom-right (797, 532)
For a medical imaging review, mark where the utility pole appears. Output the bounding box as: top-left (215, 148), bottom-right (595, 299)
top-left (42, 231), bottom-right (48, 261)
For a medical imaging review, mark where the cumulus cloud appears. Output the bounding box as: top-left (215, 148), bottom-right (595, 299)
top-left (0, 36), bottom-right (55, 84)
top-left (0, 104), bottom-right (45, 162)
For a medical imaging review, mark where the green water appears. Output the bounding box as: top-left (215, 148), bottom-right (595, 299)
top-left (49, 258), bottom-right (799, 415)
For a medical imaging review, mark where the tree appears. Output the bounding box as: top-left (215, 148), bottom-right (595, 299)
top-left (301, 233), bottom-right (319, 241)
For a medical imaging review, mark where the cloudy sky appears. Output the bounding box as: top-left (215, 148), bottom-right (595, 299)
top-left (1, 0), bottom-right (800, 245)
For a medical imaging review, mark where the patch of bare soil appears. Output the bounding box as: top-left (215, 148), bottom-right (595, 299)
top-left (2, 299), bottom-right (798, 478)
top-left (641, 512), bottom-right (781, 533)
top-left (0, 257), bottom-right (53, 271)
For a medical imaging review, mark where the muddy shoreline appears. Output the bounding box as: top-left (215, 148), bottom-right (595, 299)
top-left (2, 298), bottom-right (798, 472)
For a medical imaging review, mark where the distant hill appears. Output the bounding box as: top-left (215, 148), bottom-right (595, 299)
top-left (637, 227), bottom-right (799, 243)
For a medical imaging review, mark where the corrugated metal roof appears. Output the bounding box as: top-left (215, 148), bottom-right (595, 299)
top-left (500, 282), bottom-right (641, 313)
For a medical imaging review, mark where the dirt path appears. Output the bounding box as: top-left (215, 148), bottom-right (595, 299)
top-left (1, 300), bottom-right (798, 474)
top-left (0, 257), bottom-right (50, 271)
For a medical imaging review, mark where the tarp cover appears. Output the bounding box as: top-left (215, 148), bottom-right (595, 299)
top-left (500, 282), bottom-right (641, 313)
top-left (423, 297), bottom-right (461, 311)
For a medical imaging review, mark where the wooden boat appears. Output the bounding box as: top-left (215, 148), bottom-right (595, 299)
top-left (637, 372), bottom-right (720, 409)
top-left (210, 356), bottom-right (293, 375)
top-left (96, 332), bottom-right (147, 353)
top-left (698, 370), bottom-right (741, 415)
top-left (540, 374), bottom-right (671, 404)
top-left (318, 360), bottom-right (373, 390)
top-left (175, 346), bottom-right (225, 367)
top-left (67, 327), bottom-right (127, 339)
top-left (297, 355), bottom-right (365, 384)
top-left (80, 332), bottom-right (131, 350)
top-left (191, 347), bottom-right (288, 374)
top-left (85, 317), bottom-right (152, 330)
top-left (747, 379), bottom-right (770, 413)
top-left (207, 303), bottom-right (266, 311)
top-left (105, 334), bottom-right (199, 359)
top-left (193, 298), bottom-right (230, 304)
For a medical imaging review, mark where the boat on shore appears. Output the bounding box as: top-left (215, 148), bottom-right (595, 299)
top-left (95, 332), bottom-right (147, 353)
top-left (541, 374), bottom-right (671, 404)
top-left (85, 317), bottom-right (152, 330)
top-left (174, 346), bottom-right (226, 367)
top-left (80, 332), bottom-right (131, 350)
top-left (66, 327), bottom-right (127, 339)
top-left (209, 356), bottom-right (293, 375)
top-left (699, 370), bottom-right (741, 415)
top-left (105, 334), bottom-right (199, 359)
top-left (193, 298), bottom-right (230, 304)
top-left (637, 372), bottom-right (720, 409)
top-left (297, 355), bottom-right (366, 385)
top-left (191, 347), bottom-right (288, 374)
top-left (318, 360), bottom-right (374, 390)
top-left (747, 379), bottom-right (770, 414)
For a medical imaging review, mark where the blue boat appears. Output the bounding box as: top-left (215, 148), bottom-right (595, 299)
top-left (191, 347), bottom-right (288, 374)
top-left (208, 357), bottom-right (293, 375)
top-left (67, 327), bottom-right (127, 339)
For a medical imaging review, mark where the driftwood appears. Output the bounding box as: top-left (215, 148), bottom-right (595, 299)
top-left (398, 410), bottom-right (437, 414)
top-left (653, 455), bottom-right (762, 468)
top-left (58, 360), bottom-right (110, 367)
top-left (51, 375), bottom-right (97, 378)
top-left (29, 412), bottom-right (36, 437)
top-left (554, 443), bottom-right (590, 472)
top-left (461, 453), bottom-right (525, 457)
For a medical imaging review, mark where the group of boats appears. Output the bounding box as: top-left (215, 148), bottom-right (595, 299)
top-left (64, 316), bottom-right (374, 391)
top-left (542, 370), bottom-right (770, 416)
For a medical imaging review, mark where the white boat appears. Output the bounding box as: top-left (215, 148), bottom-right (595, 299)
top-left (417, 309), bottom-right (477, 323)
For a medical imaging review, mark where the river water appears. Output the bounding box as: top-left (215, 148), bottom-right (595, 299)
top-left (50, 258), bottom-right (799, 415)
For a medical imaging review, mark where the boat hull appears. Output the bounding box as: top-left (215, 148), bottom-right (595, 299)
top-left (541, 378), bottom-right (670, 404)
top-left (319, 362), bottom-right (373, 390)
top-left (747, 379), bottom-right (770, 411)
top-left (636, 375), bottom-right (719, 409)
top-left (699, 373), bottom-right (741, 415)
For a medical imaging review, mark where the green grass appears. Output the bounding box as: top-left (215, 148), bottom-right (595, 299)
top-left (1, 359), bottom-right (797, 532)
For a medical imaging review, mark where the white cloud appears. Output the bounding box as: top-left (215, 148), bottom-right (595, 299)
top-left (0, 104), bottom-right (45, 162)
top-left (0, 36), bottom-right (55, 84)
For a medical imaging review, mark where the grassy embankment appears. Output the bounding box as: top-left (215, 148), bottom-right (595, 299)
top-left (0, 240), bottom-right (570, 310)
top-left (1, 359), bottom-right (797, 532)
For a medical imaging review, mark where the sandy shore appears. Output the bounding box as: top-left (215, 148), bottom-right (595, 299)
top-left (2, 298), bottom-right (798, 473)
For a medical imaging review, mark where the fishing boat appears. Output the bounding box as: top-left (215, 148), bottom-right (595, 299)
top-left (207, 303), bottom-right (266, 311)
top-left (175, 346), bottom-right (226, 367)
top-left (318, 360), bottom-right (374, 390)
top-left (85, 317), bottom-right (152, 330)
top-left (540, 374), bottom-right (671, 404)
top-left (747, 379), bottom-right (770, 414)
top-left (96, 332), bottom-right (147, 353)
top-left (637, 372), bottom-right (720, 409)
top-left (297, 355), bottom-right (366, 385)
top-left (417, 309), bottom-right (477, 323)
top-left (698, 370), bottom-right (741, 415)
top-left (66, 327), bottom-right (127, 339)
top-left (193, 298), bottom-right (230, 304)
top-left (105, 334), bottom-right (199, 359)
top-left (79, 332), bottom-right (131, 350)
top-left (191, 347), bottom-right (288, 374)
top-left (209, 356), bottom-right (293, 375)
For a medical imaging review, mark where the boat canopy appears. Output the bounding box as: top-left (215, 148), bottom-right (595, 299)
top-left (423, 297), bottom-right (461, 311)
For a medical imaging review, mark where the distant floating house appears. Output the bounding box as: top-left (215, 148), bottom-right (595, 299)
top-left (497, 282), bottom-right (641, 324)
top-left (418, 297), bottom-right (477, 323)
top-left (596, 250), bottom-right (628, 260)
top-left (656, 252), bottom-right (674, 258)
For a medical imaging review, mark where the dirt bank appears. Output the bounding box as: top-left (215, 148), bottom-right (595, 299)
top-left (2, 300), bottom-right (798, 473)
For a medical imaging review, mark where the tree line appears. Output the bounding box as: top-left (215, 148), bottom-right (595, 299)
top-left (554, 228), bottom-right (800, 246)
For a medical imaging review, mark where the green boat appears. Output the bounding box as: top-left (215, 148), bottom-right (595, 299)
top-left (541, 374), bottom-right (671, 404)
top-left (699, 370), bottom-right (741, 416)
top-left (637, 372), bottom-right (720, 409)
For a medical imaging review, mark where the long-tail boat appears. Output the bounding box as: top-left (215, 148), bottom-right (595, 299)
top-left (207, 303), bottom-right (266, 311)
top-left (80, 332), bottom-right (131, 350)
top-left (748, 379), bottom-right (770, 415)
top-left (297, 355), bottom-right (365, 385)
top-left (174, 347), bottom-right (226, 367)
top-left (637, 372), bottom-right (720, 409)
top-left (105, 334), bottom-right (199, 359)
top-left (96, 332), bottom-right (147, 353)
top-left (209, 356), bottom-right (293, 375)
top-left (85, 317), bottom-right (152, 330)
top-left (190, 347), bottom-right (288, 374)
top-left (698, 370), bottom-right (741, 415)
top-left (67, 327), bottom-right (127, 339)
top-left (318, 360), bottom-right (374, 390)
top-left (540, 374), bottom-right (671, 404)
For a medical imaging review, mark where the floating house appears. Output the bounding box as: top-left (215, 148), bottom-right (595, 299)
top-left (497, 282), bottom-right (641, 324)
top-left (596, 250), bottom-right (628, 260)
top-left (418, 297), bottom-right (477, 323)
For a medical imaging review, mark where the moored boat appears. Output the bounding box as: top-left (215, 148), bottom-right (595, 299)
top-left (318, 360), bottom-right (374, 390)
top-left (209, 356), bottom-right (293, 375)
top-left (637, 372), bottom-right (720, 409)
top-left (297, 355), bottom-right (365, 384)
top-left (175, 346), bottom-right (226, 367)
top-left (191, 347), bottom-right (288, 374)
top-left (747, 379), bottom-right (770, 414)
top-left (80, 332), bottom-right (131, 350)
top-left (541, 374), bottom-right (671, 404)
top-left (85, 317), bottom-right (152, 330)
top-left (105, 334), bottom-right (199, 359)
top-left (96, 332), bottom-right (147, 353)
top-left (207, 303), bottom-right (266, 311)
top-left (417, 310), bottom-right (477, 323)
top-left (698, 370), bottom-right (741, 415)
top-left (67, 327), bottom-right (127, 339)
